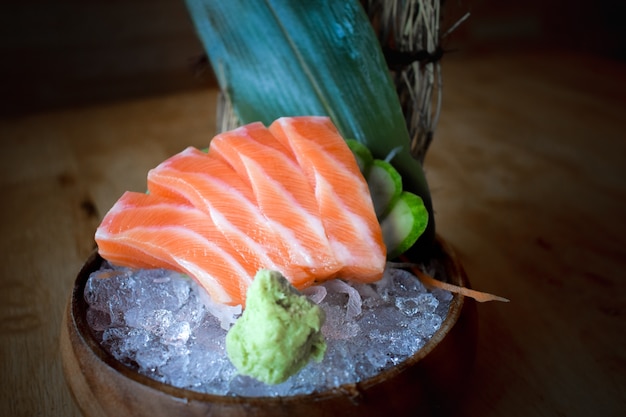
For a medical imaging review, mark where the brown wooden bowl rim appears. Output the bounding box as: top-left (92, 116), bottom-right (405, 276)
top-left (68, 235), bottom-right (469, 405)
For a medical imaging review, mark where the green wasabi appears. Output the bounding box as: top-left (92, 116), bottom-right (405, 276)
top-left (225, 270), bottom-right (326, 384)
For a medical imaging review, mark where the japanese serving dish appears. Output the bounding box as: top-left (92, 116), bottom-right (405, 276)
top-left (60, 236), bottom-right (477, 417)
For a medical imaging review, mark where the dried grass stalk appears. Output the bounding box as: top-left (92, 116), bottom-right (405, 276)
top-left (362, 0), bottom-right (443, 164)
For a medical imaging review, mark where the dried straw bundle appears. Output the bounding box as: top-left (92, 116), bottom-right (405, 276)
top-left (364, 0), bottom-right (439, 163)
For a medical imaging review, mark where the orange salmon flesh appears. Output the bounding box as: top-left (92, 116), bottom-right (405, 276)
top-left (95, 116), bottom-right (386, 306)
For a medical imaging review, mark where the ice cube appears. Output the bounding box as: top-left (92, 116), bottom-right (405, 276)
top-left (86, 307), bottom-right (112, 332)
top-left (390, 268), bottom-right (426, 296)
top-left (159, 351), bottom-right (191, 388)
top-left (415, 293), bottom-right (439, 314)
top-left (163, 321), bottom-right (191, 346)
top-left (135, 339), bottom-right (169, 371)
top-left (124, 306), bottom-right (146, 328)
top-left (394, 296), bottom-right (421, 317)
top-left (365, 346), bottom-right (390, 370)
top-left (124, 328), bottom-right (151, 351)
top-left (409, 312), bottom-right (443, 337)
top-left (85, 262), bottom-right (453, 396)
top-left (144, 308), bottom-right (173, 336)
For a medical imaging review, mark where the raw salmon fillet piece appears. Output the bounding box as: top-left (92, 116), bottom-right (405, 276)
top-left (209, 123), bottom-right (342, 281)
top-left (96, 191), bottom-right (255, 305)
top-left (95, 117), bottom-right (386, 306)
top-left (146, 146), bottom-right (340, 287)
top-left (270, 116), bottom-right (386, 282)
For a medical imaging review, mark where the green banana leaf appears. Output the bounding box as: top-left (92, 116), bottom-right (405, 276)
top-left (185, 0), bottom-right (435, 251)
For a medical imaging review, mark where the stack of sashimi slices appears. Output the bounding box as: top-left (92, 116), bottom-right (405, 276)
top-left (95, 116), bottom-right (389, 306)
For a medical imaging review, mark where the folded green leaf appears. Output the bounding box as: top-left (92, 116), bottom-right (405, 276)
top-left (185, 0), bottom-right (434, 250)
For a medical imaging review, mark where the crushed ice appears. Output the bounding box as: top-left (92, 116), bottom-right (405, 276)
top-left (84, 263), bottom-right (452, 396)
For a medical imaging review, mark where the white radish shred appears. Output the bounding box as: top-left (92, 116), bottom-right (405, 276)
top-left (196, 264), bottom-right (405, 328)
top-left (322, 280), bottom-right (363, 319)
top-left (196, 287), bottom-right (242, 330)
top-left (301, 285), bottom-right (328, 304)
top-left (352, 282), bottom-right (380, 299)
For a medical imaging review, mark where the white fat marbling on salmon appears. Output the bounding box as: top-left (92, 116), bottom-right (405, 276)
top-left (96, 192), bottom-right (257, 305)
top-left (96, 117), bottom-right (386, 306)
top-left (269, 117), bottom-right (386, 281)
top-left (147, 147), bottom-right (341, 286)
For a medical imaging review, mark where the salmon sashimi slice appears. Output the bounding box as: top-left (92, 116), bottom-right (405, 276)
top-left (209, 123), bottom-right (341, 281)
top-left (147, 147), bottom-right (280, 257)
top-left (95, 117), bottom-right (386, 306)
top-left (146, 147), bottom-right (335, 286)
top-left (269, 116), bottom-right (386, 282)
top-left (95, 191), bottom-right (257, 305)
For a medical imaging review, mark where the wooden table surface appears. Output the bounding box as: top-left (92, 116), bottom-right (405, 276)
top-left (1, 49), bottom-right (625, 416)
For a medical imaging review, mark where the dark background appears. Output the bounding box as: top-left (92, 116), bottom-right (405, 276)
top-left (1, 0), bottom-right (624, 118)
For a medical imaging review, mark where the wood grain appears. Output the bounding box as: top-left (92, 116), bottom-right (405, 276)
top-left (428, 49), bottom-right (626, 417)
top-left (1, 49), bottom-right (625, 416)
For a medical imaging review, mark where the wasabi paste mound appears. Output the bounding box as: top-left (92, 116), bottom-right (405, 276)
top-left (225, 270), bottom-right (326, 384)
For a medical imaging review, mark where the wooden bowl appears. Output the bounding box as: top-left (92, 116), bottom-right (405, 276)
top-left (60, 237), bottom-right (477, 417)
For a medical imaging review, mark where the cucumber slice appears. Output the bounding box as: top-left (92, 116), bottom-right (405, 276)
top-left (348, 140), bottom-right (429, 258)
top-left (367, 159), bottom-right (402, 218)
top-left (380, 191), bottom-right (429, 260)
top-left (346, 139), bottom-right (374, 176)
